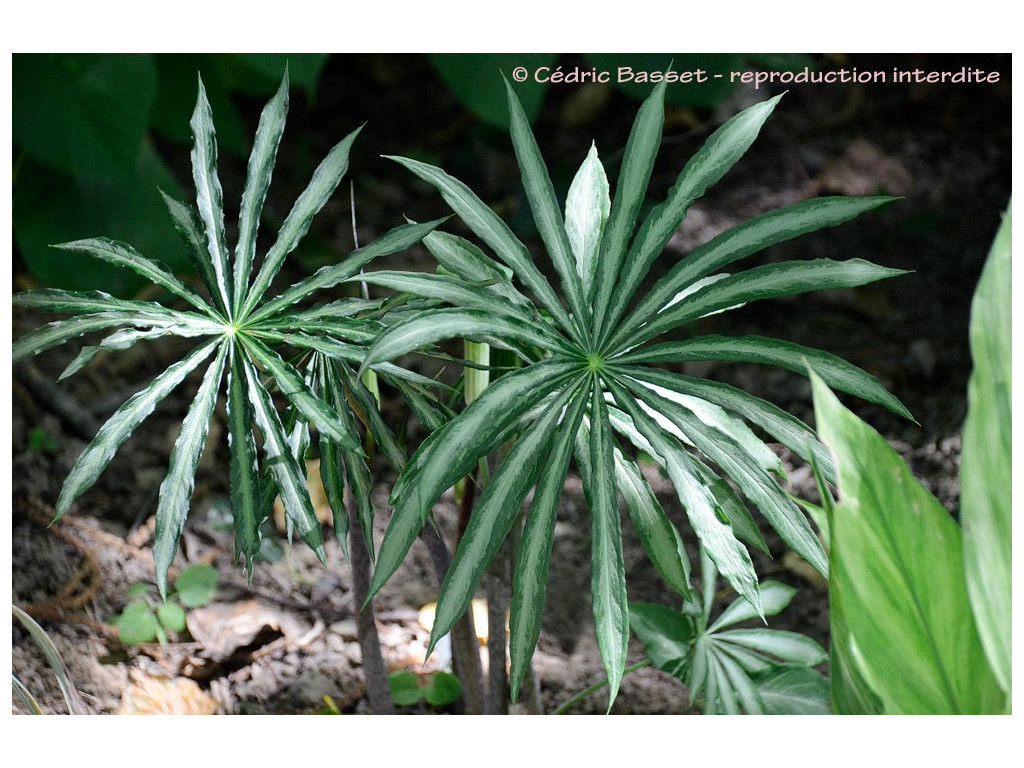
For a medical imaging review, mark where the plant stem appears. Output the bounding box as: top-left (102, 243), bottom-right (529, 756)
top-left (347, 496), bottom-right (395, 715)
top-left (484, 540), bottom-right (510, 714)
top-left (420, 524), bottom-right (486, 714)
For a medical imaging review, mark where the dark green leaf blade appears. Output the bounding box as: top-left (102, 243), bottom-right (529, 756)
top-left (509, 384), bottom-right (589, 701)
top-left (226, 344), bottom-right (263, 574)
top-left (602, 95), bottom-right (783, 339)
top-left (242, 125), bottom-right (363, 317)
top-left (154, 342), bottom-right (227, 597)
top-left (620, 334), bottom-right (914, 421)
top-left (55, 338), bottom-right (220, 520)
top-left (234, 72), bottom-right (289, 311)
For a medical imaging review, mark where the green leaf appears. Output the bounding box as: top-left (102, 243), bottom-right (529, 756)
top-left (360, 308), bottom-right (572, 374)
top-left (13, 53), bottom-right (156, 181)
top-left (628, 601), bottom-right (694, 677)
top-left (226, 344), bottom-right (264, 574)
top-left (614, 195), bottom-right (896, 347)
top-left (505, 77), bottom-right (588, 327)
top-left (369, 360), bottom-right (582, 603)
top-left (53, 238), bottom-right (215, 317)
top-left (156, 601), bottom-right (187, 633)
top-left (388, 670), bottom-right (424, 707)
top-left (154, 343), bottom-right (227, 597)
top-left (584, 381), bottom-right (629, 711)
top-left (386, 155), bottom-right (574, 335)
top-left (752, 666), bottom-right (831, 715)
top-left (626, 258), bottom-right (911, 348)
top-left (565, 142), bottom-right (610, 302)
top-left (430, 53), bottom-right (556, 128)
top-left (812, 371), bottom-right (1004, 714)
top-left (716, 628), bottom-right (826, 666)
top-left (620, 334), bottom-right (914, 422)
top-left (174, 564), bottom-right (219, 608)
top-left (159, 190), bottom-right (224, 312)
top-left (602, 94), bottom-right (782, 338)
top-left (960, 200), bottom-right (1012, 698)
top-left (189, 76), bottom-right (234, 314)
top-left (233, 71), bottom-right (289, 312)
top-left (242, 351), bottom-right (326, 566)
top-left (509, 385), bottom-right (589, 701)
top-left (247, 217), bottom-right (447, 324)
top-left (116, 601), bottom-right (159, 645)
top-left (427, 385), bottom-right (578, 658)
top-left (240, 334), bottom-right (360, 451)
top-left (242, 125), bottom-right (363, 317)
top-left (423, 672), bottom-right (462, 707)
top-left (591, 81), bottom-right (667, 344)
top-left (55, 339), bottom-right (219, 520)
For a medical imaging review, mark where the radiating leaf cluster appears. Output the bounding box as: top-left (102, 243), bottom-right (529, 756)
top-left (12, 70), bottom-right (442, 597)
top-left (630, 549), bottom-right (829, 715)
top-left (361, 77), bottom-right (911, 709)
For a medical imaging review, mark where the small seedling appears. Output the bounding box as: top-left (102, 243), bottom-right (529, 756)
top-left (112, 563), bottom-right (218, 645)
top-left (388, 669), bottom-right (462, 708)
top-left (28, 426), bottom-right (59, 454)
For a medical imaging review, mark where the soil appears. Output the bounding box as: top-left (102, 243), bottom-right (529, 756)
top-left (9, 53), bottom-right (1011, 715)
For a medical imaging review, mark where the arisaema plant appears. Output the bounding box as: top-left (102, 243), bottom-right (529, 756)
top-left (12, 70), bottom-right (443, 597)
top-left (359, 77), bottom-right (913, 709)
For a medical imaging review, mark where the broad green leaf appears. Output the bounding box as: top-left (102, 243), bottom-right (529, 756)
top-left (584, 380), bottom-right (629, 711)
top-left (156, 601), bottom-right (187, 633)
top-left (386, 155), bottom-right (574, 335)
top-left (711, 580), bottom-right (797, 630)
top-left (247, 218), bottom-right (447, 323)
top-left (368, 360), bottom-right (584, 602)
top-left (960, 200), bottom-right (1012, 697)
top-left (174, 564), bottom-right (218, 608)
top-left (55, 339), bottom-right (219, 519)
top-left (240, 334), bottom-right (360, 451)
top-left (233, 72), bottom-right (289, 312)
top-left (242, 124), bottom-right (363, 317)
top-left (591, 81), bottom-right (667, 343)
top-left (628, 601), bottom-right (693, 677)
top-left (427, 386), bottom-right (577, 658)
top-left (54, 238), bottom-right (214, 317)
top-left (190, 76), bottom-right (233, 313)
top-left (752, 666), bottom-right (831, 715)
top-left (509, 386), bottom-right (589, 701)
top-left (620, 334), bottom-right (914, 422)
top-left (812, 372), bottom-right (1004, 714)
top-left (430, 54), bottom-right (556, 129)
top-left (242, 352), bottom-right (326, 565)
top-left (360, 308), bottom-right (573, 375)
top-left (154, 343), bottom-right (227, 597)
top-left (565, 142), bottom-right (610, 301)
top-left (423, 671), bottom-right (462, 707)
top-left (505, 77), bottom-right (588, 327)
top-left (226, 344), bottom-right (264, 573)
top-left (627, 258), bottom-right (911, 348)
top-left (116, 601), bottom-right (159, 645)
top-left (602, 95), bottom-right (782, 338)
top-left (614, 195), bottom-right (896, 348)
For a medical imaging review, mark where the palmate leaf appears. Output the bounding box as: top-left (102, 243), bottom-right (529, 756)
top-left (14, 70), bottom-right (440, 595)
top-left (343, 78), bottom-right (911, 710)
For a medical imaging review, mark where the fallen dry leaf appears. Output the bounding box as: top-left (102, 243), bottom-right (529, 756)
top-left (118, 673), bottom-right (219, 715)
top-left (186, 599), bottom-right (308, 662)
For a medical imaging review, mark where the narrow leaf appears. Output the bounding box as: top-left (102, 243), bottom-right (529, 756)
top-left (226, 343), bottom-right (263, 574)
top-left (153, 343), bottom-right (227, 598)
top-left (242, 125), bottom-right (363, 317)
top-left (603, 95), bottom-right (783, 338)
top-left (565, 142), bottom-right (610, 302)
top-left (55, 338), bottom-right (219, 519)
top-left (160, 190), bottom-right (223, 312)
top-left (189, 77), bottom-right (233, 314)
top-left (234, 72), bottom-right (289, 311)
